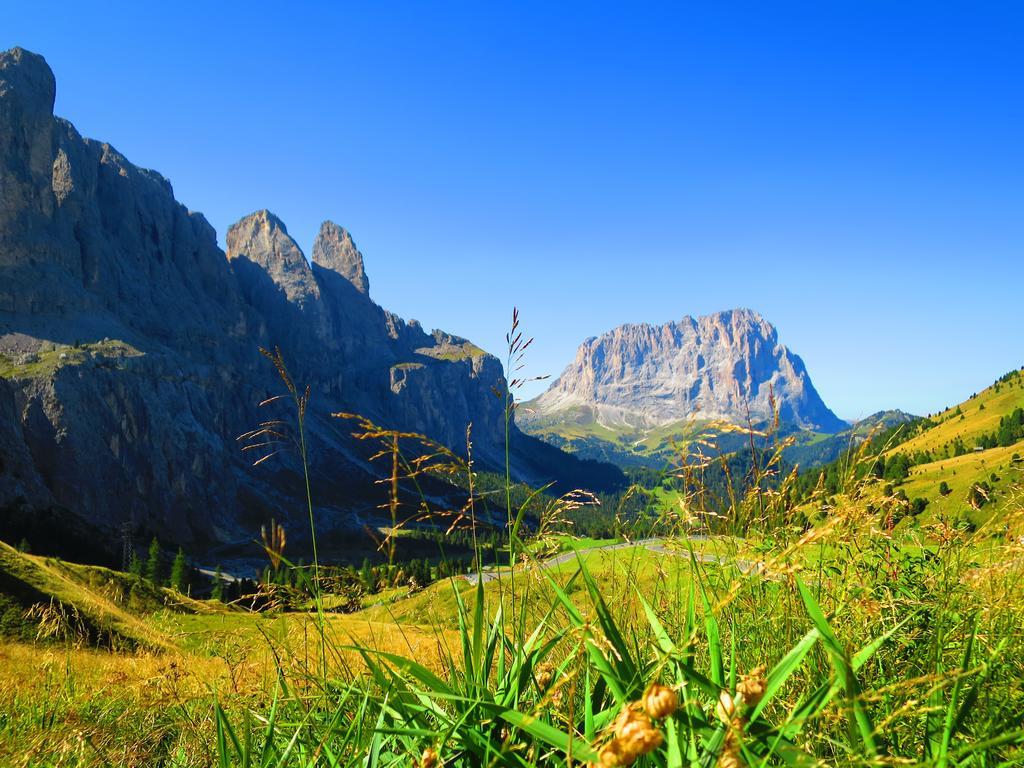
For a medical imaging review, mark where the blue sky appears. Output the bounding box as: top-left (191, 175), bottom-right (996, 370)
top-left (7, 2), bottom-right (1022, 419)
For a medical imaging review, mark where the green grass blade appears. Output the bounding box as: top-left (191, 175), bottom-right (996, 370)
top-left (937, 615), bottom-right (977, 768)
top-left (258, 687), bottom-right (281, 768)
top-left (584, 665), bottom-right (596, 742)
top-left (638, 589), bottom-right (676, 656)
top-left (215, 702), bottom-right (231, 768)
top-left (577, 554), bottom-right (638, 684)
top-left (215, 701), bottom-right (243, 765)
top-left (495, 707), bottom-right (600, 762)
top-left (953, 637), bottom-right (1007, 738)
top-left (362, 692), bottom-right (389, 768)
top-left (665, 716), bottom-right (684, 768)
top-left (472, 572), bottom-right (485, 683)
top-left (483, 601), bottom-right (504, 682)
top-left (749, 628), bottom-right (819, 721)
top-left (345, 647), bottom-right (456, 698)
top-left (542, 567), bottom-right (628, 701)
top-left (797, 580), bottom-right (878, 757)
top-left (242, 709), bottom-right (252, 768)
top-left (693, 557), bottom-right (723, 688)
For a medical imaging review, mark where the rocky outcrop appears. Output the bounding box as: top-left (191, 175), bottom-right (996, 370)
top-left (227, 210), bottom-right (322, 308)
top-left (312, 221), bottom-right (369, 294)
top-left (0, 47), bottom-right (616, 564)
top-left (526, 309), bottom-right (844, 433)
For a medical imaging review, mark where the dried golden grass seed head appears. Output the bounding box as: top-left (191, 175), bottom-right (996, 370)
top-left (716, 690), bottom-right (738, 723)
top-left (737, 665), bottom-right (768, 710)
top-left (417, 747), bottom-right (439, 768)
top-left (631, 727), bottom-right (664, 755)
top-left (643, 683), bottom-right (679, 719)
top-left (717, 748), bottom-right (742, 768)
top-left (535, 662), bottom-right (555, 690)
top-left (603, 703), bottom-right (665, 764)
top-left (599, 740), bottom-right (628, 767)
top-left (613, 705), bottom-right (651, 741)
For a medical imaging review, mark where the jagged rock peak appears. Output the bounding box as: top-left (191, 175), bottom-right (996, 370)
top-left (0, 47), bottom-right (56, 116)
top-left (228, 208), bottom-right (290, 240)
top-left (312, 221), bottom-right (370, 295)
top-left (226, 210), bottom-right (320, 305)
top-left (703, 307), bottom-right (777, 339)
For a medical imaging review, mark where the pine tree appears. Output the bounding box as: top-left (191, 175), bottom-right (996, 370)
top-left (211, 565), bottom-right (224, 601)
top-left (870, 456), bottom-right (885, 479)
top-left (16, 538), bottom-right (30, 554)
top-left (169, 547), bottom-right (187, 593)
top-left (145, 537), bottom-right (162, 583)
top-left (360, 557), bottom-right (375, 592)
top-left (129, 551), bottom-right (143, 577)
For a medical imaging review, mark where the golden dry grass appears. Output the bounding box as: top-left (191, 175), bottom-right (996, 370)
top-left (0, 611), bottom-right (464, 767)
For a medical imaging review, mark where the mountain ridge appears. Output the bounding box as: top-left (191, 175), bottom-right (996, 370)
top-left (0, 47), bottom-right (622, 565)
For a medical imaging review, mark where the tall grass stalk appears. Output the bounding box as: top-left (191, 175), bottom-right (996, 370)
top-left (241, 347), bottom-right (327, 679)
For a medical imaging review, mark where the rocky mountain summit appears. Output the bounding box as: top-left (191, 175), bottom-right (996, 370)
top-left (524, 309), bottom-right (845, 434)
top-left (0, 47), bottom-right (617, 565)
top-left (312, 220), bottom-right (370, 295)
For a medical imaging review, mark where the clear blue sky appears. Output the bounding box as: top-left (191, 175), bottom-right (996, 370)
top-left (7, 2), bottom-right (1022, 419)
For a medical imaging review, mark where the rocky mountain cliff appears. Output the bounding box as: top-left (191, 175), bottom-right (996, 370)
top-left (0, 47), bottom-right (619, 565)
top-left (523, 309), bottom-right (845, 434)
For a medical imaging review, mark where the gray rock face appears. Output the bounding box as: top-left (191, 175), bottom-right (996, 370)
top-left (0, 47), bottom-right (526, 560)
top-left (0, 377), bottom-right (51, 510)
top-left (528, 309), bottom-right (844, 433)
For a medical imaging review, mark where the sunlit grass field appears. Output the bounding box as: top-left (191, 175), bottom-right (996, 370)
top-left (3, 500), bottom-right (1023, 767)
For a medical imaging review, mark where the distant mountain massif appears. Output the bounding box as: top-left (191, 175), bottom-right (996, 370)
top-left (0, 48), bottom-right (619, 566)
top-left (519, 309), bottom-right (894, 467)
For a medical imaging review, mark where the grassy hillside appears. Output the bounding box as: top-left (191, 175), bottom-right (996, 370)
top-left (892, 368), bottom-right (1024, 457)
top-left (899, 443), bottom-right (1022, 523)
top-left (783, 368), bottom-right (1024, 534)
top-left (0, 541), bottom-right (212, 650)
top-left (883, 368), bottom-right (1024, 521)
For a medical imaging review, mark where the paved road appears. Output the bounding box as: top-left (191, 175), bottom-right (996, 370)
top-left (462, 536), bottom-right (766, 585)
top-left (645, 540), bottom-right (766, 577)
top-left (196, 567), bottom-right (241, 584)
